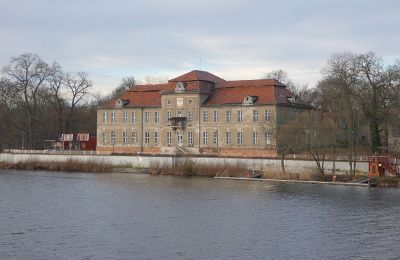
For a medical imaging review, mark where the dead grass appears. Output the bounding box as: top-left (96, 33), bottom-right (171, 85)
top-left (0, 158), bottom-right (112, 173)
top-left (149, 159), bottom-right (247, 177)
top-left (261, 170), bottom-right (323, 181)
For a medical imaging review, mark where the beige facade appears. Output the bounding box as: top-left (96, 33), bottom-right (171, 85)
top-left (96, 70), bottom-right (311, 157)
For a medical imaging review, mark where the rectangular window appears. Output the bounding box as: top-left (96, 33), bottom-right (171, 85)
top-left (177, 111), bottom-right (183, 117)
top-left (167, 132), bottom-right (172, 144)
top-left (145, 112), bottom-right (150, 123)
top-left (213, 131), bottom-right (219, 144)
top-left (167, 111), bottom-right (172, 121)
top-left (265, 109), bottom-right (271, 121)
top-left (102, 112), bottom-right (107, 123)
top-left (102, 131), bottom-right (106, 144)
top-left (237, 110), bottom-right (243, 122)
top-left (145, 131), bottom-right (150, 144)
top-left (202, 132), bottom-right (208, 144)
top-left (226, 111), bottom-right (231, 122)
top-left (237, 132), bottom-right (243, 144)
top-left (188, 111), bottom-right (193, 122)
top-left (123, 112), bottom-right (128, 123)
top-left (213, 111), bottom-right (219, 122)
top-left (131, 112), bottom-right (136, 123)
top-left (188, 99), bottom-right (193, 105)
top-left (253, 131), bottom-right (258, 145)
top-left (188, 132), bottom-right (193, 144)
top-left (177, 131), bottom-right (183, 145)
top-left (226, 131), bottom-right (231, 144)
top-left (131, 131), bottom-right (137, 144)
top-left (265, 131), bottom-right (271, 145)
top-left (123, 131), bottom-right (128, 143)
top-left (111, 130), bottom-right (116, 144)
top-left (155, 111), bottom-right (160, 123)
top-left (253, 110), bottom-right (259, 122)
top-left (203, 111), bottom-right (208, 122)
top-left (111, 112), bottom-right (116, 123)
top-left (154, 131), bottom-right (159, 144)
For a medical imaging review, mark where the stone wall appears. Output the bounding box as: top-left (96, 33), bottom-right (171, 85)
top-left (0, 153), bottom-right (369, 174)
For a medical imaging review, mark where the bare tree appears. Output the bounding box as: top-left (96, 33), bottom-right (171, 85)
top-left (64, 72), bottom-right (92, 133)
top-left (2, 53), bottom-right (56, 148)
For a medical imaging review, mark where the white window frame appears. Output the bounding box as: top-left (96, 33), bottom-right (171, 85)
top-left (145, 131), bottom-right (150, 144)
top-left (102, 112), bottom-right (107, 123)
top-left (226, 111), bottom-right (231, 122)
top-left (155, 111), bottom-right (160, 123)
top-left (253, 131), bottom-right (258, 145)
top-left (132, 112), bottom-right (136, 123)
top-left (188, 132), bottom-right (193, 144)
top-left (145, 112), bottom-right (150, 123)
top-left (123, 112), bottom-right (128, 123)
top-left (237, 132), bottom-right (243, 144)
top-left (253, 110), bottom-right (259, 122)
top-left (213, 131), bottom-right (219, 144)
top-left (202, 132), bottom-right (208, 144)
top-left (188, 111), bottom-right (193, 122)
top-left (226, 131), bottom-right (231, 144)
top-left (167, 132), bottom-right (172, 144)
top-left (123, 131), bottom-right (128, 144)
top-left (102, 131), bottom-right (106, 144)
top-left (111, 130), bottom-right (116, 144)
top-left (265, 131), bottom-right (271, 145)
top-left (213, 111), bottom-right (219, 122)
top-left (237, 110), bottom-right (243, 122)
top-left (203, 111), bottom-right (208, 122)
top-left (131, 131), bottom-right (137, 144)
top-left (111, 112), bottom-right (116, 123)
top-left (154, 131), bottom-right (159, 144)
top-left (265, 109), bottom-right (271, 121)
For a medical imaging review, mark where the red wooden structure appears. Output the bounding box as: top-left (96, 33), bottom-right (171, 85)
top-left (368, 156), bottom-right (400, 177)
top-left (54, 133), bottom-right (96, 151)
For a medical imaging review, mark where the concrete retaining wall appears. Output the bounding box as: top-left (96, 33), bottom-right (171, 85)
top-left (0, 153), bottom-right (369, 174)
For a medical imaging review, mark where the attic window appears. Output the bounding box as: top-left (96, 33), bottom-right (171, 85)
top-left (287, 96), bottom-right (296, 103)
top-left (175, 82), bottom-right (186, 93)
top-left (115, 99), bottom-right (129, 108)
top-left (243, 95), bottom-right (257, 105)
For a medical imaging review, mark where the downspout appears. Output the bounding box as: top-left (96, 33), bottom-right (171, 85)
top-left (141, 107), bottom-right (144, 154)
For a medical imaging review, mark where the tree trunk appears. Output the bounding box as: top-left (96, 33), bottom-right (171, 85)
top-left (280, 153), bottom-right (286, 174)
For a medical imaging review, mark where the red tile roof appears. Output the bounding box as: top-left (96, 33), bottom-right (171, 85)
top-left (169, 70), bottom-right (225, 83)
top-left (102, 71), bottom-right (307, 108)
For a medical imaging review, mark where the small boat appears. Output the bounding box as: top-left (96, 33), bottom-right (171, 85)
top-left (245, 169), bottom-right (262, 178)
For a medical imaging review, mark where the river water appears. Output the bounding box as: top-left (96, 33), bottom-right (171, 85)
top-left (0, 170), bottom-right (399, 259)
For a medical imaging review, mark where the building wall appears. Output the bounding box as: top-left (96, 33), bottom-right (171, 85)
top-left (97, 92), bottom-right (302, 156)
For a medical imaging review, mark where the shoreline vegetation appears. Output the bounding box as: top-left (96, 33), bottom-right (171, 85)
top-left (0, 159), bottom-right (398, 187)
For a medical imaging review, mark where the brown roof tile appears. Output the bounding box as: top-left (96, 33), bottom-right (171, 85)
top-left (169, 70), bottom-right (225, 83)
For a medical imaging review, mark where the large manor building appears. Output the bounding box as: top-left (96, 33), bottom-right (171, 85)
top-left (97, 70), bottom-right (312, 157)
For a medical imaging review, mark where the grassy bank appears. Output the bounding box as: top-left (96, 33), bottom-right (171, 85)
top-left (149, 159), bottom-right (247, 177)
top-left (0, 159), bottom-right (112, 173)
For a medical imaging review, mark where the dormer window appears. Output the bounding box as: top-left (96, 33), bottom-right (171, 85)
top-left (175, 82), bottom-right (186, 93)
top-left (287, 96), bottom-right (296, 103)
top-left (116, 99), bottom-right (128, 108)
top-left (243, 95), bottom-right (257, 105)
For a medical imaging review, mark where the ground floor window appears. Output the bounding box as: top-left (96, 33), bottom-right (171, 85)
top-left (265, 131), bottom-right (271, 145)
top-left (213, 131), bottom-right (219, 145)
top-left (253, 131), bottom-right (258, 145)
top-left (237, 132), bottom-right (243, 144)
top-left (167, 132), bottom-right (172, 144)
top-left (203, 132), bottom-right (208, 144)
top-left (123, 131), bottom-right (128, 144)
top-left (154, 131), bottom-right (159, 144)
top-left (145, 132), bottom-right (150, 144)
top-left (111, 130), bottom-right (116, 144)
top-left (188, 132), bottom-right (193, 144)
top-left (102, 131), bottom-right (106, 144)
top-left (131, 131), bottom-right (137, 144)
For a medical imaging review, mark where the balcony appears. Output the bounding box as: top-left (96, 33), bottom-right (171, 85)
top-left (169, 117), bottom-right (187, 131)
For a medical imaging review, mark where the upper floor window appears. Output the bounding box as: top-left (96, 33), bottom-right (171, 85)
top-left (226, 111), bottom-right (231, 122)
top-left (265, 109), bottom-right (271, 121)
top-left (203, 111), bottom-right (208, 122)
top-left (237, 110), bottom-right (243, 122)
top-left (188, 111), bottom-right (193, 122)
top-left (131, 112), bottom-right (136, 123)
top-left (111, 112), bottom-right (116, 123)
top-left (155, 111), bottom-right (160, 123)
top-left (177, 111), bottom-right (183, 117)
top-left (102, 112), bottom-right (107, 123)
top-left (167, 99), bottom-right (171, 105)
top-left (123, 112), bottom-right (128, 123)
top-left (188, 99), bottom-right (193, 105)
top-left (145, 112), bottom-right (150, 123)
top-left (213, 111), bottom-right (219, 122)
top-left (167, 111), bottom-right (172, 120)
top-left (253, 110), bottom-right (259, 122)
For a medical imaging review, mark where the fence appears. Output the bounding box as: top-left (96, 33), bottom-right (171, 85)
top-left (3, 149), bottom-right (109, 156)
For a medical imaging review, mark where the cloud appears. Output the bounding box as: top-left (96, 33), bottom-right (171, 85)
top-left (1, 0), bottom-right (400, 94)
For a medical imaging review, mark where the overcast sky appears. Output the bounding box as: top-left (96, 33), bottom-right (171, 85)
top-left (1, 0), bottom-right (399, 94)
